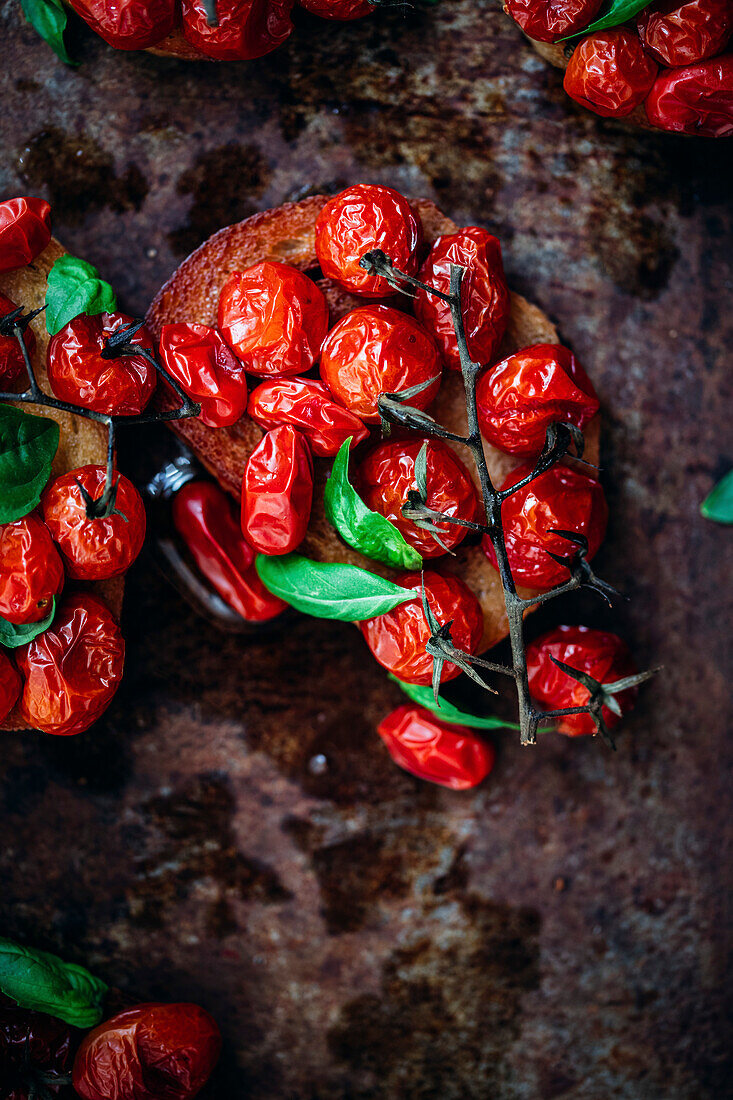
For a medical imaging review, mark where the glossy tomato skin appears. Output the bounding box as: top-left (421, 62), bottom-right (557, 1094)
top-left (0, 292), bottom-right (36, 388)
top-left (637, 0), bottom-right (733, 67)
top-left (41, 466), bottom-right (146, 581)
top-left (298, 0), bottom-right (374, 18)
top-left (182, 0), bottom-right (294, 58)
top-left (241, 425), bottom-right (313, 555)
top-left (0, 1006), bottom-right (75, 1100)
top-left (414, 227), bottom-right (511, 371)
top-left (159, 322), bottom-right (247, 428)
top-left (360, 571), bottom-right (483, 686)
top-left (378, 704), bottom-right (494, 789)
top-left (0, 653), bottom-right (21, 723)
top-left (247, 376), bottom-right (368, 456)
top-left (356, 438), bottom-right (479, 558)
top-left (319, 305), bottom-right (442, 423)
top-left (645, 54), bottom-right (733, 135)
top-left (68, 0), bottom-right (177, 49)
top-left (47, 312), bottom-right (156, 416)
top-left (476, 343), bottom-right (600, 457)
top-left (16, 594), bottom-right (125, 737)
top-left (0, 197), bottom-right (51, 274)
top-left (483, 463), bottom-right (608, 590)
top-left (564, 29), bottom-right (659, 117)
top-left (72, 1002), bottom-right (221, 1100)
top-left (218, 262), bottom-right (328, 377)
top-left (504, 0), bottom-right (603, 42)
top-left (315, 185), bottom-right (422, 297)
top-left (0, 514), bottom-right (64, 625)
top-left (527, 624), bottom-right (637, 736)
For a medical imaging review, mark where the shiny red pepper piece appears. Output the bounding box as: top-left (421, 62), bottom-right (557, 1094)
top-left (159, 322), bottom-right (248, 428)
top-left (645, 54), bottom-right (733, 136)
top-left (241, 425), bottom-right (314, 555)
top-left (181, 0), bottom-right (294, 60)
top-left (0, 292), bottom-right (35, 389)
top-left (0, 1006), bottom-right (75, 1100)
top-left (378, 704), bottom-right (495, 789)
top-left (0, 197), bottom-right (51, 275)
top-left (298, 0), bottom-right (374, 18)
top-left (637, 0), bottom-right (733, 67)
top-left (563, 29), bottom-right (659, 118)
top-left (0, 514), bottom-right (64, 625)
top-left (247, 376), bottom-right (368, 456)
top-left (0, 652), bottom-right (21, 723)
top-left (504, 0), bottom-right (603, 43)
top-left (67, 0), bottom-right (178, 49)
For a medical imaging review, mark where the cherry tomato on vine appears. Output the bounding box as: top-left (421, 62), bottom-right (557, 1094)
top-left (159, 322), bottom-right (248, 428)
top-left (247, 376), bottom-right (368, 456)
top-left (16, 594), bottom-right (125, 737)
top-left (476, 343), bottom-right (599, 457)
top-left (241, 425), bottom-right (313, 555)
top-left (67, 0), bottom-right (178, 49)
top-left (645, 54), bottom-right (733, 136)
top-left (637, 0), bottom-right (733, 68)
top-left (47, 312), bottom-right (157, 416)
top-left (378, 704), bottom-right (495, 789)
top-left (0, 1006), bottom-right (74, 1100)
top-left (182, 0), bottom-right (294, 59)
top-left (0, 292), bottom-right (35, 389)
top-left (0, 653), bottom-right (21, 723)
top-left (527, 624), bottom-right (638, 736)
top-left (503, 0), bottom-right (603, 43)
top-left (315, 185), bottom-right (422, 297)
top-left (298, 0), bottom-right (374, 18)
top-left (563, 30), bottom-right (659, 118)
top-left (0, 197), bottom-right (51, 274)
top-left (0, 514), bottom-right (64, 625)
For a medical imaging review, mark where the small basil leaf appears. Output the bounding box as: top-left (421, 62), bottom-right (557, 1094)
top-left (701, 471), bottom-right (733, 525)
top-left (390, 675), bottom-right (521, 730)
top-left (0, 404), bottom-right (59, 523)
top-left (561, 0), bottom-right (650, 39)
top-left (0, 936), bottom-right (107, 1028)
top-left (255, 554), bottom-right (416, 621)
top-left (46, 255), bottom-right (117, 336)
top-left (20, 0), bottom-right (77, 65)
top-left (0, 598), bottom-right (55, 649)
top-left (324, 438), bottom-right (422, 571)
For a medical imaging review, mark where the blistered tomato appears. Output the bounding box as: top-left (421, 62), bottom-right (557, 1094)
top-left (504, 0), bottom-right (603, 42)
top-left (645, 54), bottom-right (733, 136)
top-left (0, 653), bottom-right (21, 723)
top-left (0, 292), bottom-right (35, 388)
top-left (0, 197), bottom-right (51, 274)
top-left (67, 0), bottom-right (177, 49)
top-left (378, 704), bottom-right (495, 789)
top-left (159, 322), bottom-right (248, 428)
top-left (247, 376), bottom-right (368, 456)
top-left (241, 425), bottom-right (314, 555)
top-left (298, 0), bottom-right (374, 17)
top-left (637, 0), bottom-right (733, 67)
top-left (0, 515), bottom-right (64, 625)
top-left (563, 30), bottom-right (658, 117)
top-left (181, 0), bottom-right (294, 59)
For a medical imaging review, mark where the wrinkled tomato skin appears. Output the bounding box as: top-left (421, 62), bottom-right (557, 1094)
top-left (298, 0), bottom-right (374, 18)
top-left (218, 262), bottom-right (328, 377)
top-left (47, 313), bottom-right (156, 416)
top-left (173, 480), bottom-right (286, 621)
top-left (0, 652), bottom-right (21, 722)
top-left (0, 514), bottom-right (64, 625)
top-left (181, 0), bottom-right (294, 59)
top-left (72, 1002), bottom-right (221, 1100)
top-left (414, 227), bottom-right (511, 371)
top-left (356, 437), bottom-right (479, 558)
top-left (645, 54), bottom-right (733, 135)
top-left (378, 704), bottom-right (494, 789)
top-left (527, 624), bottom-right (637, 736)
top-left (247, 377), bottom-right (368, 456)
top-left (16, 594), bottom-right (125, 737)
top-left (319, 305), bottom-right (442, 423)
top-left (0, 292), bottom-right (35, 388)
top-left (68, 0), bottom-right (177, 49)
top-left (241, 425), bottom-right (314, 555)
top-left (504, 0), bottom-right (603, 42)
top-left (564, 30), bottom-right (659, 117)
top-left (0, 1006), bottom-right (75, 1100)
top-left (476, 343), bottom-right (600, 457)
top-left (482, 462), bottom-right (608, 590)
top-left (315, 185), bottom-right (422, 298)
top-left (159, 322), bottom-right (248, 428)
top-left (637, 0), bottom-right (733, 67)
top-left (360, 571), bottom-right (483, 686)
top-left (0, 197), bottom-right (51, 274)
top-left (41, 466), bottom-right (146, 581)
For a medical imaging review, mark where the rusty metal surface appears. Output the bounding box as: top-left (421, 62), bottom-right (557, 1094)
top-left (0, 2), bottom-right (731, 1096)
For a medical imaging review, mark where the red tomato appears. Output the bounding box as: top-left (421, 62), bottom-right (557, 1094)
top-left (0, 197), bottom-right (51, 274)
top-left (159, 322), bottom-right (247, 428)
top-left (67, 0), bottom-right (177, 48)
top-left (41, 466), bottom-right (146, 581)
top-left (0, 1006), bottom-right (75, 1100)
top-left (564, 29), bottom-right (659, 117)
top-left (413, 227), bottom-right (511, 372)
top-left (360, 571), bottom-right (483, 686)
top-left (247, 376), bottom-right (368, 456)
top-left (16, 594), bottom-right (124, 736)
top-left (482, 463), bottom-right (608, 590)
top-left (504, 0), bottom-right (603, 42)
top-left (0, 515), bottom-right (64, 625)
top-left (0, 292), bottom-right (35, 389)
top-left (637, 0), bottom-right (732, 67)
top-left (527, 624), bottom-right (638, 736)
top-left (356, 438), bottom-right (479, 558)
top-left (645, 54), bottom-right (733, 136)
top-left (181, 0), bottom-right (294, 59)
top-left (476, 343), bottom-right (599, 457)
top-left (241, 425), bottom-right (313, 555)
top-left (319, 305), bottom-right (442, 423)
top-left (298, 0), bottom-right (374, 18)
top-left (315, 185), bottom-right (422, 297)
top-left (378, 704), bottom-right (494, 789)
top-left (47, 312), bottom-right (156, 416)
top-left (0, 653), bottom-right (21, 723)
top-left (218, 262), bottom-right (328, 377)
top-left (72, 1002), bottom-right (221, 1100)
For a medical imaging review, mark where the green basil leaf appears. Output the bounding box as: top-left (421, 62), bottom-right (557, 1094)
top-left (0, 598), bottom-right (55, 649)
top-left (0, 936), bottom-right (107, 1028)
top-left (561, 0), bottom-right (650, 39)
top-left (324, 438), bottom-right (422, 571)
top-left (20, 0), bottom-right (77, 65)
top-left (0, 404), bottom-right (59, 523)
top-left (390, 675), bottom-right (521, 730)
top-left (45, 255), bottom-right (117, 336)
top-left (255, 553), bottom-right (416, 621)
top-left (701, 471), bottom-right (733, 525)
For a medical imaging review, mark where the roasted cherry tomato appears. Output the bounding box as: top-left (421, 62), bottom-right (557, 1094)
top-left (476, 343), bottom-right (600, 457)
top-left (315, 185), bottom-right (422, 298)
top-left (173, 480), bottom-right (287, 621)
top-left (182, 0), bottom-right (294, 59)
top-left (414, 227), bottom-right (511, 372)
top-left (564, 29), bottom-right (659, 117)
top-left (247, 376), bottom-right (368, 456)
top-left (378, 704), bottom-right (494, 789)
top-left (0, 1006), bottom-right (75, 1100)
top-left (16, 594), bottom-right (125, 737)
top-left (72, 1002), bottom-right (221, 1100)
top-left (47, 312), bottom-right (156, 417)
top-left (159, 322), bottom-right (247, 428)
top-left (0, 514), bottom-right (64, 625)
top-left (0, 292), bottom-right (35, 388)
top-left (218, 262), bottom-right (328, 378)
top-left (319, 305), bottom-right (442, 423)
top-left (67, 0), bottom-right (178, 49)
top-left (483, 462), bottom-right (608, 590)
top-left (0, 197), bottom-right (51, 274)
top-left (356, 438), bottom-right (479, 558)
top-left (298, 0), bottom-right (374, 18)
top-left (0, 652), bottom-right (21, 723)
top-left (504, 0), bottom-right (603, 42)
top-left (637, 0), bottom-right (732, 67)
top-left (527, 624), bottom-right (638, 736)
top-left (241, 425), bottom-right (313, 555)
top-left (360, 571), bottom-right (483, 686)
top-left (645, 54), bottom-right (733, 136)
top-left (41, 466), bottom-right (146, 581)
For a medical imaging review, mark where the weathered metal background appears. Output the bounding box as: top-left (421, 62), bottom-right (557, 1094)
top-left (0, 1), bottom-right (731, 1096)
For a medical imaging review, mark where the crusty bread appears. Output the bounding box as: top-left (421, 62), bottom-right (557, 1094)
top-left (147, 196), bottom-right (600, 651)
